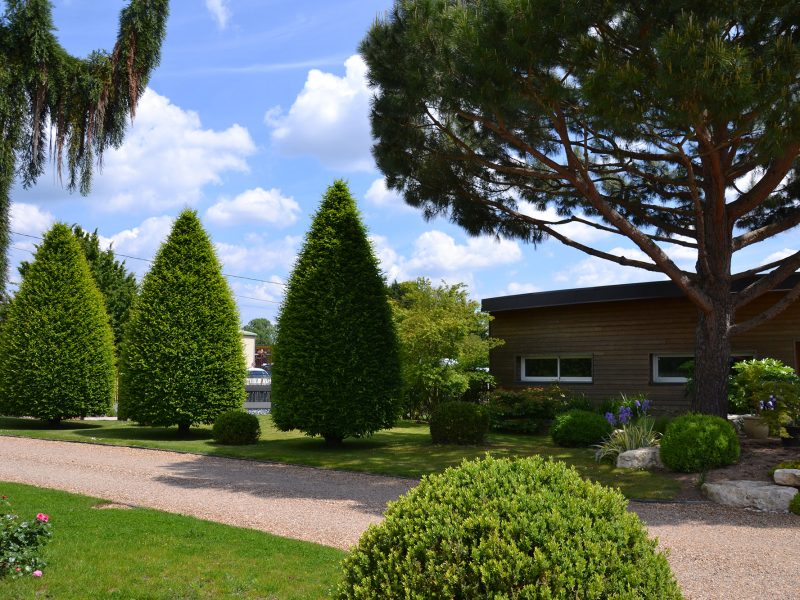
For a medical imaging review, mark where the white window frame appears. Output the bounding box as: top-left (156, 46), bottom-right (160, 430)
top-left (652, 354), bottom-right (693, 384)
top-left (521, 355), bottom-right (593, 383)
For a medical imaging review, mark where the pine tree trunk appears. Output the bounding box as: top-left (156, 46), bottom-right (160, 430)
top-left (691, 288), bottom-right (732, 418)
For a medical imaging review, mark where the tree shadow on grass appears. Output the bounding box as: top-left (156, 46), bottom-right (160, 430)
top-left (0, 417), bottom-right (103, 430)
top-left (72, 425), bottom-right (214, 442)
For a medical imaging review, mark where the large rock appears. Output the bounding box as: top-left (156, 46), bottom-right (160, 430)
top-left (702, 480), bottom-right (798, 512)
top-left (616, 447), bottom-right (663, 469)
top-left (773, 469), bottom-right (800, 488)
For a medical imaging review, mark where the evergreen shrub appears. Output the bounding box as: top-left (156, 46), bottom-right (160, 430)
top-left (272, 181), bottom-right (401, 444)
top-left (660, 414), bottom-right (740, 473)
top-left (338, 456), bottom-right (681, 599)
top-left (429, 401), bottom-right (489, 444)
top-left (790, 493), bottom-right (800, 516)
top-left (487, 386), bottom-right (569, 433)
top-left (119, 210), bottom-right (245, 432)
top-left (213, 410), bottom-right (261, 445)
top-left (0, 224), bottom-right (115, 423)
top-left (551, 409), bottom-right (612, 447)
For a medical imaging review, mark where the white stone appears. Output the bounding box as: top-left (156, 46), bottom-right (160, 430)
top-left (616, 447), bottom-right (663, 469)
top-left (773, 469), bottom-right (800, 488)
top-left (702, 480), bottom-right (798, 513)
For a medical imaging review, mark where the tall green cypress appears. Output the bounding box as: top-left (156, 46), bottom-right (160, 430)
top-left (0, 223), bottom-right (115, 424)
top-left (272, 180), bottom-right (402, 445)
top-left (119, 210), bottom-right (245, 433)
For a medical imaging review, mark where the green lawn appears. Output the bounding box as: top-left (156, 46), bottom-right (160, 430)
top-left (0, 416), bottom-right (680, 500)
top-left (0, 482), bottom-right (344, 599)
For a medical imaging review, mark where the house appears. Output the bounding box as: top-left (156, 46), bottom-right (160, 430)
top-left (482, 275), bottom-right (800, 414)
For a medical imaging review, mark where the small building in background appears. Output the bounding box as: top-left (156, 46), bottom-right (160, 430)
top-left (255, 345), bottom-right (272, 368)
top-left (240, 330), bottom-right (256, 368)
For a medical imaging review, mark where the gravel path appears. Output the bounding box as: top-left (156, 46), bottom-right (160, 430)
top-left (1, 436), bottom-right (798, 599)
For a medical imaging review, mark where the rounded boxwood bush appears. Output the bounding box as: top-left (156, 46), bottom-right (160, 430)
top-left (212, 410), bottom-right (261, 445)
top-left (660, 413), bottom-right (740, 473)
top-left (551, 409), bottom-right (613, 447)
top-left (429, 401), bottom-right (489, 444)
top-left (338, 456), bottom-right (681, 599)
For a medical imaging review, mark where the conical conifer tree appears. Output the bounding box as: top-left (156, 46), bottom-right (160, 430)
top-left (119, 209), bottom-right (245, 433)
top-left (0, 223), bottom-right (115, 423)
top-left (272, 180), bottom-right (402, 444)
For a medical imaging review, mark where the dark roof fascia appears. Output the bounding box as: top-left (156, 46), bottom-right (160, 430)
top-left (482, 274), bottom-right (800, 313)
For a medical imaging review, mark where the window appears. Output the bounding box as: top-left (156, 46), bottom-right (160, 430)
top-left (522, 356), bottom-right (592, 383)
top-left (652, 355), bottom-right (693, 383)
top-left (652, 353), bottom-right (755, 384)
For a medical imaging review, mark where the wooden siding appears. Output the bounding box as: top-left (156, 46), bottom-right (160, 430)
top-left (488, 290), bottom-right (800, 414)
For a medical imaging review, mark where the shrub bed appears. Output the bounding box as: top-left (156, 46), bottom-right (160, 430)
top-left (487, 386), bottom-right (586, 434)
top-left (212, 410), bottom-right (261, 445)
top-left (660, 414), bottom-right (740, 473)
top-left (429, 401), bottom-right (489, 445)
top-left (551, 409), bottom-right (612, 447)
top-left (337, 456), bottom-right (681, 598)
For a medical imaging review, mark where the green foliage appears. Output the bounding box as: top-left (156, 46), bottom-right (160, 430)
top-left (390, 278), bottom-right (502, 419)
top-left (19, 226), bottom-right (138, 351)
top-left (790, 493), bottom-right (800, 516)
top-left (487, 386), bottom-right (569, 434)
top-left (551, 410), bottom-right (613, 447)
top-left (595, 418), bottom-right (662, 463)
top-left (338, 455), bottom-right (681, 599)
top-left (0, 224), bottom-right (115, 422)
top-left (361, 1), bottom-right (800, 417)
top-left (428, 401), bottom-right (489, 445)
top-left (729, 359), bottom-right (800, 431)
top-left (119, 210), bottom-right (245, 431)
top-left (242, 318), bottom-right (276, 346)
top-left (0, 0), bottom-right (169, 295)
top-left (0, 497), bottom-right (52, 579)
top-left (660, 414), bottom-right (740, 473)
top-left (272, 181), bottom-right (402, 445)
top-left (212, 410), bottom-right (261, 445)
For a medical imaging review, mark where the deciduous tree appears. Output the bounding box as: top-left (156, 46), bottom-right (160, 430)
top-left (272, 180), bottom-right (402, 445)
top-left (361, 1), bottom-right (800, 416)
top-left (242, 317), bottom-right (277, 346)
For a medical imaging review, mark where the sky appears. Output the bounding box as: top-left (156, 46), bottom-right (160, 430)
top-left (7, 0), bottom-right (798, 325)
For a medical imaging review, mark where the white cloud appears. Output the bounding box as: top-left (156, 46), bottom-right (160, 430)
top-left (364, 178), bottom-right (414, 212)
top-left (214, 234), bottom-right (301, 274)
top-left (763, 248), bottom-right (797, 264)
top-left (506, 282), bottom-right (540, 295)
top-left (370, 230), bottom-right (522, 288)
top-left (10, 203), bottom-right (54, 236)
top-left (407, 231), bottom-right (522, 272)
top-left (206, 187), bottom-right (301, 227)
top-left (205, 0), bottom-right (231, 29)
top-left (98, 216), bottom-right (175, 278)
top-left (265, 55), bottom-right (373, 171)
top-left (96, 89), bottom-right (256, 212)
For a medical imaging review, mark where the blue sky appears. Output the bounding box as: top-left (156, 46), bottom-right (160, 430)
top-left (8, 1), bottom-right (797, 325)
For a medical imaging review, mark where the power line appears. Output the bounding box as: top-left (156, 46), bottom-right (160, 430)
top-left (9, 230), bottom-right (287, 288)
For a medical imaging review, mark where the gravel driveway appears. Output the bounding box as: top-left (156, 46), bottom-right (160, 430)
top-left (1, 436), bottom-right (798, 599)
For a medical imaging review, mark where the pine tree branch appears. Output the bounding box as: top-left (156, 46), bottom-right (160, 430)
top-left (731, 278), bottom-right (800, 336)
top-left (733, 251), bottom-right (800, 309)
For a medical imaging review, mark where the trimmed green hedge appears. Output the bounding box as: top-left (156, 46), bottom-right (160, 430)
top-left (338, 456), bottom-right (681, 598)
top-left (213, 410), bottom-right (261, 445)
top-left (429, 401), bottom-right (489, 444)
top-left (660, 414), bottom-right (740, 473)
top-left (551, 409), bottom-right (613, 447)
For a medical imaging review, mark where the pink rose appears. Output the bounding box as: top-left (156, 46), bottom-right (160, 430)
top-left (36, 513), bottom-right (48, 522)
top-left (33, 570), bottom-right (43, 577)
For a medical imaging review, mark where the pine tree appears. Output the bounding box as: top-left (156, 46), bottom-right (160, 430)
top-left (272, 180), bottom-right (402, 445)
top-left (0, 0), bottom-right (169, 299)
top-left (119, 210), bottom-right (245, 433)
top-left (361, 1), bottom-right (800, 416)
top-left (0, 223), bottom-right (115, 424)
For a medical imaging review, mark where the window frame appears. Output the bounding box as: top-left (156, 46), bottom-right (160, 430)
top-left (521, 355), bottom-right (593, 384)
top-left (651, 354), bottom-right (694, 384)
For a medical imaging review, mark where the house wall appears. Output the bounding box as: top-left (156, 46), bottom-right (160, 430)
top-left (488, 290), bottom-right (800, 414)
top-left (240, 333), bottom-right (256, 368)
